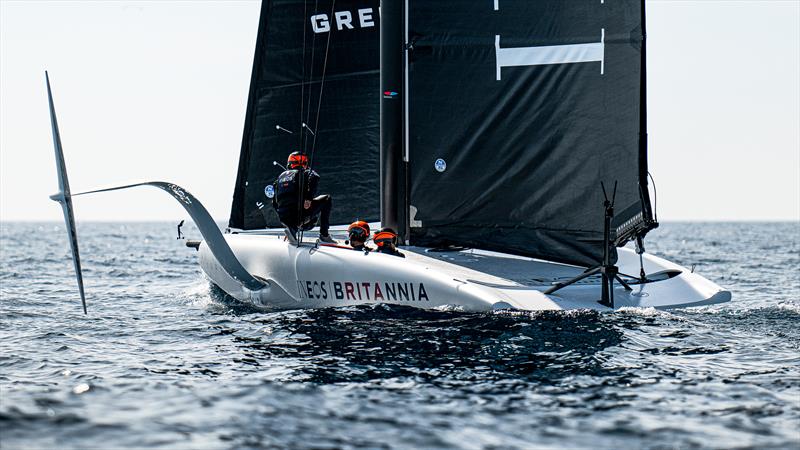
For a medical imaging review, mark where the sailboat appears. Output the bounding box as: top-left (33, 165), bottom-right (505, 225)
top-left (48, 0), bottom-right (731, 312)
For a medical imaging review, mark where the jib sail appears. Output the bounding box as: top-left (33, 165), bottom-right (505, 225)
top-left (229, 0), bottom-right (381, 230)
top-left (386, 0), bottom-right (656, 267)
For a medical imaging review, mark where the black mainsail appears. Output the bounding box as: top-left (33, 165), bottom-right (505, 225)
top-left (229, 0), bottom-right (381, 230)
top-left (383, 0), bottom-right (656, 267)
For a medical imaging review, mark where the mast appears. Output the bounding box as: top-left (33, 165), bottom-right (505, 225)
top-left (380, 0), bottom-right (408, 242)
top-left (638, 0), bottom-right (656, 225)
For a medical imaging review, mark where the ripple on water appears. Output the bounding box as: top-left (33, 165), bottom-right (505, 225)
top-left (0, 222), bottom-right (798, 449)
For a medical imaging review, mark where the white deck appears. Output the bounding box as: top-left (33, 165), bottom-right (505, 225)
top-left (203, 227), bottom-right (731, 311)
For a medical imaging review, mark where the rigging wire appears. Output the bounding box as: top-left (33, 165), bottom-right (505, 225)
top-left (296, 0), bottom-right (319, 245)
top-left (302, 0), bottom-right (320, 154)
top-left (298, 0), bottom-right (308, 152)
top-left (309, 0), bottom-right (337, 169)
top-left (300, 0), bottom-right (337, 243)
top-left (299, 0), bottom-right (333, 244)
top-left (648, 171), bottom-right (658, 223)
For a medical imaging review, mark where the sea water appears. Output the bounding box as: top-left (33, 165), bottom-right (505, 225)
top-left (1, 222), bottom-right (798, 449)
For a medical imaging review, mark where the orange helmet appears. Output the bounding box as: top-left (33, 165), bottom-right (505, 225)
top-left (287, 151), bottom-right (308, 169)
top-left (347, 221), bottom-right (370, 242)
top-left (373, 227), bottom-right (398, 248)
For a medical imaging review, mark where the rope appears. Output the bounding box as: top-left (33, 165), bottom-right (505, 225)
top-left (648, 171), bottom-right (658, 223)
top-left (303, 0), bottom-right (320, 154)
top-left (296, 0), bottom-right (336, 244)
top-left (297, 0), bottom-right (319, 245)
top-left (309, 0), bottom-right (337, 169)
top-left (298, 0), bottom-right (308, 151)
top-left (299, 0), bottom-right (329, 244)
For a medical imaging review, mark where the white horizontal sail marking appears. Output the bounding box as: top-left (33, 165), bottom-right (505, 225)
top-left (495, 29), bottom-right (605, 80)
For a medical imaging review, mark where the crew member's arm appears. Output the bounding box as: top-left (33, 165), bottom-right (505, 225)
top-left (303, 170), bottom-right (320, 209)
top-left (306, 170), bottom-right (320, 199)
top-left (271, 180), bottom-right (278, 209)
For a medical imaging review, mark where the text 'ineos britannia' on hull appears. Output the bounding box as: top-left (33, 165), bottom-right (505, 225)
top-left (297, 280), bottom-right (430, 302)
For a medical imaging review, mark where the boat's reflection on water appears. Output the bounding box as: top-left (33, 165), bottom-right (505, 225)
top-left (210, 287), bottom-right (625, 385)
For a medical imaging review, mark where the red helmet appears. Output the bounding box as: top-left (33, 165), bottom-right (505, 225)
top-left (373, 227), bottom-right (398, 248)
top-left (347, 221), bottom-right (370, 242)
top-left (287, 151), bottom-right (308, 169)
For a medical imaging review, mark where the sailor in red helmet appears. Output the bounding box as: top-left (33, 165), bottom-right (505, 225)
top-left (272, 151), bottom-right (334, 243)
top-left (373, 227), bottom-right (405, 258)
top-left (347, 221), bottom-right (373, 252)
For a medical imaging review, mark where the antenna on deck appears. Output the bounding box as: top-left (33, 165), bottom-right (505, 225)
top-left (598, 181), bottom-right (621, 308)
top-left (635, 235), bottom-right (647, 282)
top-left (543, 180), bottom-right (632, 308)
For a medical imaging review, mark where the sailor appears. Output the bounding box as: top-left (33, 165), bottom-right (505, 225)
top-left (373, 227), bottom-right (405, 258)
top-left (272, 151), bottom-right (334, 243)
top-left (347, 221), bottom-right (373, 252)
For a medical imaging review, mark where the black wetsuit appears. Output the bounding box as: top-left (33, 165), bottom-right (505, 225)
top-left (376, 246), bottom-right (405, 258)
top-left (272, 168), bottom-right (332, 236)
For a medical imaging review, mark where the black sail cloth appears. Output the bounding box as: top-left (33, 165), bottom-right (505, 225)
top-left (229, 0), bottom-right (381, 230)
top-left (405, 0), bottom-right (654, 267)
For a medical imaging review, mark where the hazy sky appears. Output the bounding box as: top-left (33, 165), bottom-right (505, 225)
top-left (1, 0), bottom-right (798, 222)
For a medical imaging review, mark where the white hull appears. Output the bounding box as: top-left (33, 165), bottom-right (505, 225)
top-left (197, 231), bottom-right (731, 311)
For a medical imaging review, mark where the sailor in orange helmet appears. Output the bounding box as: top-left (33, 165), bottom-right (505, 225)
top-left (347, 221), bottom-right (373, 252)
top-left (272, 151), bottom-right (334, 243)
top-left (373, 227), bottom-right (405, 258)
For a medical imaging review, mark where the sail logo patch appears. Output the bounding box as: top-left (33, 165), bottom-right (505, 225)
top-left (495, 30), bottom-right (605, 80)
top-left (311, 8), bottom-right (376, 33)
top-left (383, 90), bottom-right (398, 99)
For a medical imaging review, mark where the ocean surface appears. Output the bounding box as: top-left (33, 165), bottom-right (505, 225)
top-left (1, 221), bottom-right (798, 449)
